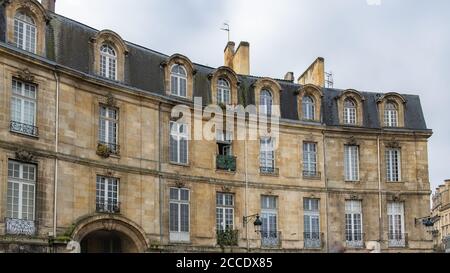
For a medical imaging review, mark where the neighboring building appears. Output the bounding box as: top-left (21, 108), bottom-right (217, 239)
top-left (0, 0), bottom-right (434, 253)
top-left (432, 180), bottom-right (450, 252)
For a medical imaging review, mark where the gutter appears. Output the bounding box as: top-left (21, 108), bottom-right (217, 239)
top-left (377, 135), bottom-right (383, 247)
top-left (53, 70), bottom-right (60, 240)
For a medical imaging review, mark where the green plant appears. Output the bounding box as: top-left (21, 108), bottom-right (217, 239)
top-left (96, 143), bottom-right (111, 158)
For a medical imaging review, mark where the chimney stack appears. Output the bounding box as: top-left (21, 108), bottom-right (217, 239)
top-left (298, 57), bottom-right (325, 87)
top-left (284, 72), bottom-right (294, 82)
top-left (224, 41), bottom-right (250, 75)
top-left (41, 0), bottom-right (56, 13)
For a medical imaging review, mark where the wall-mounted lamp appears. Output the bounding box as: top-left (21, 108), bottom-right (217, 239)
top-left (243, 214), bottom-right (263, 234)
top-left (415, 216), bottom-right (440, 235)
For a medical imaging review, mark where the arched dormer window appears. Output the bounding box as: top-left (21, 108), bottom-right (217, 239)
top-left (303, 96), bottom-right (315, 121)
top-left (384, 101), bottom-right (398, 127)
top-left (100, 44), bottom-right (117, 80)
top-left (260, 89), bottom-right (273, 116)
top-left (344, 98), bottom-right (357, 125)
top-left (217, 78), bottom-right (231, 105)
top-left (170, 65), bottom-right (187, 98)
top-left (14, 12), bottom-right (36, 53)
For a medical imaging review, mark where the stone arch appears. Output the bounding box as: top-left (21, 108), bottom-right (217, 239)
top-left (337, 89), bottom-right (366, 126)
top-left (162, 54), bottom-right (196, 99)
top-left (254, 77), bottom-right (282, 116)
top-left (377, 92), bottom-right (407, 128)
top-left (210, 66), bottom-right (240, 105)
top-left (297, 84), bottom-right (323, 122)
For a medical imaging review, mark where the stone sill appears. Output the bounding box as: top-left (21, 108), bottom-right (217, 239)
top-left (169, 162), bottom-right (190, 168)
top-left (215, 169), bottom-right (237, 175)
top-left (10, 130), bottom-right (39, 140)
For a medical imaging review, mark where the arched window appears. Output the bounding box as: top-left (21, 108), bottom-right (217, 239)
top-left (303, 96), bottom-right (315, 121)
top-left (100, 44), bottom-right (117, 80)
top-left (344, 98), bottom-right (357, 125)
top-left (14, 12), bottom-right (36, 53)
top-left (260, 89), bottom-right (273, 116)
top-left (217, 78), bottom-right (231, 105)
top-left (384, 102), bottom-right (398, 127)
top-left (171, 65), bottom-right (187, 98)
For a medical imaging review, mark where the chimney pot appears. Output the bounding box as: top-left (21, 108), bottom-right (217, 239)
top-left (223, 41), bottom-right (250, 75)
top-left (41, 0), bottom-right (56, 12)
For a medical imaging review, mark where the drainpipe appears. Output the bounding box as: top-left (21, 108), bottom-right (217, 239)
top-left (322, 130), bottom-right (330, 252)
top-left (158, 102), bottom-right (163, 246)
top-left (377, 135), bottom-right (383, 246)
top-left (53, 70), bottom-right (60, 240)
top-left (245, 132), bottom-right (249, 252)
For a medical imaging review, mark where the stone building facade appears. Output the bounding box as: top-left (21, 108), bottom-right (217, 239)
top-left (0, 0), bottom-right (433, 253)
top-left (432, 180), bottom-right (450, 252)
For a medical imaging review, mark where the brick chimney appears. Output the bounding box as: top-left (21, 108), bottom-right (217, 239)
top-left (41, 0), bottom-right (56, 12)
top-left (224, 41), bottom-right (250, 75)
top-left (284, 72), bottom-right (294, 82)
top-left (298, 57), bottom-right (325, 87)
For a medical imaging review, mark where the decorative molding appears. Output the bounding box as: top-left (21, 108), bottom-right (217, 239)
top-left (15, 150), bottom-right (35, 162)
top-left (347, 136), bottom-right (358, 146)
top-left (385, 140), bottom-right (401, 149)
top-left (17, 68), bottom-right (35, 83)
top-left (221, 185), bottom-right (232, 193)
top-left (106, 93), bottom-right (116, 107)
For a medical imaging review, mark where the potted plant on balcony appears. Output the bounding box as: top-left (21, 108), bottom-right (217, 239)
top-left (96, 143), bottom-right (111, 158)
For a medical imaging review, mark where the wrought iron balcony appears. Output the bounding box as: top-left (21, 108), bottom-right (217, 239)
top-left (216, 155), bottom-right (237, 172)
top-left (97, 141), bottom-right (120, 157)
top-left (261, 231), bottom-right (281, 248)
top-left (260, 167), bottom-right (279, 176)
top-left (388, 233), bottom-right (408, 248)
top-left (96, 200), bottom-right (121, 214)
top-left (345, 233), bottom-right (365, 248)
top-left (217, 229), bottom-right (239, 246)
top-left (10, 121), bottom-right (38, 137)
top-left (304, 232), bottom-right (323, 249)
top-left (5, 218), bottom-right (37, 236)
top-left (303, 170), bottom-right (322, 179)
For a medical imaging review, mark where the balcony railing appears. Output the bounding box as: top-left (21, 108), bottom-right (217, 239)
top-left (388, 233), bottom-right (408, 248)
top-left (10, 121), bottom-right (39, 137)
top-left (5, 218), bottom-right (36, 236)
top-left (216, 155), bottom-right (237, 172)
top-left (96, 200), bottom-right (120, 214)
top-left (303, 170), bottom-right (322, 179)
top-left (217, 229), bottom-right (239, 246)
top-left (261, 231), bottom-right (281, 248)
top-left (97, 141), bottom-right (120, 157)
top-left (260, 167), bottom-right (280, 176)
top-left (304, 232), bottom-right (323, 249)
top-left (345, 233), bottom-right (365, 248)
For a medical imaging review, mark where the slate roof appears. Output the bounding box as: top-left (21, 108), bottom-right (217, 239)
top-left (0, 11), bottom-right (430, 131)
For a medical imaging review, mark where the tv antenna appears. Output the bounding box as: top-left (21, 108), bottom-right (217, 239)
top-left (325, 71), bottom-right (334, 88)
top-left (221, 22), bottom-right (230, 42)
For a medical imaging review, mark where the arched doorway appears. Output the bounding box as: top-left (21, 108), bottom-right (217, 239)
top-left (80, 230), bottom-right (136, 253)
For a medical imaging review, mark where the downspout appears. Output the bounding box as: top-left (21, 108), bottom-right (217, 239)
top-left (322, 130), bottom-right (330, 252)
top-left (53, 70), bottom-right (60, 240)
top-left (158, 102), bottom-right (163, 245)
top-left (245, 131), bottom-right (249, 252)
top-left (377, 135), bottom-right (383, 246)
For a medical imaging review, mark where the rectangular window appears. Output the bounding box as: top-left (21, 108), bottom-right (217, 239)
top-left (96, 176), bottom-right (119, 213)
top-left (170, 122), bottom-right (189, 164)
top-left (386, 148), bottom-right (401, 182)
top-left (344, 145), bottom-right (359, 181)
top-left (10, 79), bottom-right (38, 136)
top-left (304, 198), bottom-right (321, 248)
top-left (345, 201), bottom-right (363, 247)
top-left (216, 130), bottom-right (233, 156)
top-left (7, 160), bottom-right (36, 221)
top-left (388, 202), bottom-right (405, 247)
top-left (170, 188), bottom-right (190, 242)
top-left (260, 138), bottom-right (275, 173)
top-left (303, 142), bottom-right (317, 177)
top-left (261, 196), bottom-right (279, 247)
top-left (216, 193), bottom-right (234, 231)
top-left (99, 106), bottom-right (119, 154)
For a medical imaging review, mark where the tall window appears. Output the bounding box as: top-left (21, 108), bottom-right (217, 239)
top-left (7, 161), bottom-right (36, 221)
top-left (260, 90), bottom-right (273, 116)
top-left (170, 122), bottom-right (188, 164)
top-left (170, 188), bottom-right (190, 242)
top-left (99, 106), bottom-right (119, 154)
top-left (171, 65), bottom-right (187, 98)
top-left (386, 148), bottom-right (401, 182)
top-left (14, 12), bottom-right (36, 53)
top-left (344, 98), bottom-right (357, 125)
top-left (217, 79), bottom-right (231, 105)
top-left (261, 196), bottom-right (279, 246)
top-left (345, 201), bottom-right (363, 247)
top-left (96, 176), bottom-right (119, 213)
top-left (344, 145), bottom-right (360, 181)
top-left (100, 44), bottom-right (117, 80)
top-left (303, 143), bottom-right (317, 177)
top-left (216, 193), bottom-right (234, 231)
top-left (384, 102), bottom-right (398, 127)
top-left (302, 96), bottom-right (315, 121)
top-left (388, 202), bottom-right (405, 247)
top-left (304, 198), bottom-right (321, 248)
top-left (10, 79), bottom-right (38, 136)
top-left (260, 137), bottom-right (275, 174)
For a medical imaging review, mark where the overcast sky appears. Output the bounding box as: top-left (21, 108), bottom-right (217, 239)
top-left (54, 0), bottom-right (449, 191)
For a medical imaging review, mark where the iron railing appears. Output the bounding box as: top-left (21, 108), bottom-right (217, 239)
top-left (388, 233), bottom-right (408, 248)
top-left (96, 200), bottom-right (120, 214)
top-left (261, 231), bottom-right (281, 248)
top-left (10, 121), bottom-right (38, 137)
top-left (216, 155), bottom-right (237, 172)
top-left (99, 141), bottom-right (120, 155)
top-left (5, 218), bottom-right (36, 236)
top-left (303, 170), bottom-right (322, 179)
top-left (345, 233), bottom-right (365, 248)
top-left (304, 232), bottom-right (323, 249)
top-left (217, 229), bottom-right (239, 246)
top-left (260, 167), bottom-right (279, 176)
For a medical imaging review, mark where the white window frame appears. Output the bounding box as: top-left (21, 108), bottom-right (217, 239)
top-left (386, 148), bottom-right (401, 182)
top-left (14, 12), bottom-right (37, 54)
top-left (217, 78), bottom-right (231, 105)
top-left (169, 188), bottom-right (190, 242)
top-left (384, 102), bottom-right (398, 127)
top-left (216, 193), bottom-right (234, 232)
top-left (344, 145), bottom-right (360, 182)
top-left (345, 200), bottom-right (363, 245)
top-left (99, 105), bottom-right (119, 152)
top-left (170, 64), bottom-right (187, 98)
top-left (170, 121), bottom-right (189, 164)
top-left (261, 196), bottom-right (278, 240)
top-left (100, 44), bottom-right (117, 80)
top-left (260, 137), bottom-right (275, 172)
top-left (7, 160), bottom-right (36, 221)
top-left (95, 176), bottom-right (119, 213)
top-left (11, 79), bottom-right (37, 127)
top-left (303, 142), bottom-right (317, 177)
top-left (302, 96), bottom-right (315, 121)
top-left (260, 89), bottom-right (273, 116)
top-left (344, 99), bottom-right (357, 125)
top-left (388, 202), bottom-right (405, 246)
top-left (304, 198), bottom-right (321, 247)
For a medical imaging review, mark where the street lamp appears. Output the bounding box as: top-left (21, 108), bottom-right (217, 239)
top-left (243, 214), bottom-right (263, 234)
top-left (415, 216), bottom-right (439, 235)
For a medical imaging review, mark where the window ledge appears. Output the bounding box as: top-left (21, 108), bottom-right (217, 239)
top-left (215, 169), bottom-right (237, 175)
top-left (169, 162), bottom-right (190, 168)
top-left (10, 130), bottom-right (40, 139)
top-left (345, 180), bottom-right (361, 183)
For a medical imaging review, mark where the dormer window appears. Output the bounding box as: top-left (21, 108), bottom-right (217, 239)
top-left (260, 89), bottom-right (273, 116)
top-left (171, 65), bottom-right (187, 98)
top-left (384, 102), bottom-right (398, 127)
top-left (100, 44), bottom-right (117, 80)
top-left (217, 78), bottom-right (231, 105)
top-left (344, 98), bottom-right (357, 125)
top-left (303, 96), bottom-right (315, 121)
top-left (14, 12), bottom-right (36, 53)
